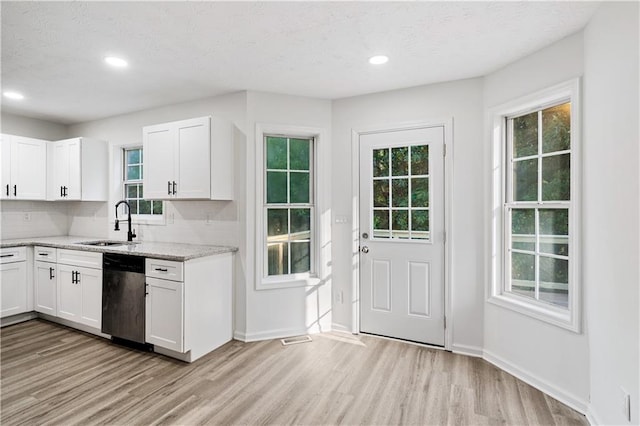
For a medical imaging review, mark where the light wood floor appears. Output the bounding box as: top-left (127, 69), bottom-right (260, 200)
top-left (1, 319), bottom-right (587, 425)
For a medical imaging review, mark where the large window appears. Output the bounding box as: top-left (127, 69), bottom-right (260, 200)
top-left (490, 79), bottom-right (581, 331)
top-left (264, 135), bottom-right (314, 276)
top-left (123, 147), bottom-right (163, 217)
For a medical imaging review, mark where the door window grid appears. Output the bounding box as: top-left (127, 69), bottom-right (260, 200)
top-left (265, 136), bottom-right (314, 276)
top-left (505, 102), bottom-right (571, 308)
top-left (123, 147), bottom-right (163, 216)
top-left (371, 145), bottom-right (430, 241)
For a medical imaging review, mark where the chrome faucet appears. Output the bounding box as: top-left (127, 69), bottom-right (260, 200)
top-left (114, 200), bottom-right (136, 242)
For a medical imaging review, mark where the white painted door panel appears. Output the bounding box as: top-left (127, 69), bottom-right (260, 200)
top-left (359, 126), bottom-right (445, 346)
top-left (57, 264), bottom-right (81, 322)
top-left (143, 126), bottom-right (175, 199)
top-left (176, 118), bottom-right (211, 199)
top-left (13, 136), bottom-right (47, 200)
top-left (145, 276), bottom-right (184, 352)
top-left (0, 261), bottom-right (28, 318)
top-left (1, 134), bottom-right (11, 200)
top-left (78, 266), bottom-right (102, 329)
top-left (52, 141), bottom-right (69, 199)
top-left (35, 261), bottom-right (57, 316)
top-left (66, 139), bottom-right (81, 200)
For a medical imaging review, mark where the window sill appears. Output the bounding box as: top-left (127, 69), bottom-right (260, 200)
top-left (488, 292), bottom-right (580, 333)
top-left (257, 273), bottom-right (322, 290)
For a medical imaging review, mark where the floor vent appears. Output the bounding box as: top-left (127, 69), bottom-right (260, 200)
top-left (281, 335), bottom-right (312, 346)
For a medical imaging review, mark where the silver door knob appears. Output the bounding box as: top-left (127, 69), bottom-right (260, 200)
top-left (361, 246), bottom-right (369, 253)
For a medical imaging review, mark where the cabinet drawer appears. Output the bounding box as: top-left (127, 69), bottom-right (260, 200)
top-left (58, 249), bottom-right (102, 269)
top-left (34, 246), bottom-right (57, 263)
top-left (146, 258), bottom-right (183, 282)
top-left (0, 247), bottom-right (27, 264)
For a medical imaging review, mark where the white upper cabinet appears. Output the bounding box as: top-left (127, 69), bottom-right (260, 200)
top-left (0, 134), bottom-right (47, 200)
top-left (49, 137), bottom-right (108, 201)
top-left (143, 116), bottom-right (234, 200)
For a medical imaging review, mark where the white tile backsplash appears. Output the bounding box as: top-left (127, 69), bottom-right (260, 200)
top-left (1, 201), bottom-right (69, 239)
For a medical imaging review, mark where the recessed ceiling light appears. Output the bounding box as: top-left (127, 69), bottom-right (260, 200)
top-left (3, 91), bottom-right (25, 100)
top-left (104, 56), bottom-right (128, 68)
top-left (369, 55), bottom-right (389, 65)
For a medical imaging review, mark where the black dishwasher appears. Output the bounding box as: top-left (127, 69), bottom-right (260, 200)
top-left (102, 253), bottom-right (146, 344)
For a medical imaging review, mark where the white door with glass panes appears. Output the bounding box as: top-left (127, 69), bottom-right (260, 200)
top-left (359, 126), bottom-right (445, 346)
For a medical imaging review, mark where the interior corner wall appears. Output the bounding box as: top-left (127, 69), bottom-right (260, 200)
top-left (331, 78), bottom-right (485, 353)
top-left (1, 111), bottom-right (69, 140)
top-left (242, 91), bottom-right (333, 340)
top-left (583, 2), bottom-right (640, 424)
top-left (483, 32), bottom-right (590, 410)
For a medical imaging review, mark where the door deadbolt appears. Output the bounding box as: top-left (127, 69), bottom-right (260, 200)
top-left (362, 232), bottom-right (369, 239)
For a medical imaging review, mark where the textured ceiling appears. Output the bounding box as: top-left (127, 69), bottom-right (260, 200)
top-left (1, 1), bottom-right (600, 125)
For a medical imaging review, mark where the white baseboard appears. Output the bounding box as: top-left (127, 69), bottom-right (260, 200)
top-left (483, 349), bottom-right (589, 415)
top-left (585, 408), bottom-right (601, 426)
top-left (235, 327), bottom-right (320, 342)
top-left (331, 322), bottom-right (352, 334)
top-left (451, 343), bottom-right (483, 358)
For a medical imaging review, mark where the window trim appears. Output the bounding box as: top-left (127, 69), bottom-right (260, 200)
top-left (120, 145), bottom-right (165, 226)
top-left (488, 78), bottom-right (582, 332)
top-left (256, 124), bottom-right (327, 290)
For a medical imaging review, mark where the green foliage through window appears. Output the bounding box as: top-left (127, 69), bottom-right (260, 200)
top-left (507, 101), bottom-right (571, 308)
top-left (372, 144), bottom-right (430, 240)
top-left (123, 147), bottom-right (162, 216)
top-left (265, 136), bottom-right (314, 276)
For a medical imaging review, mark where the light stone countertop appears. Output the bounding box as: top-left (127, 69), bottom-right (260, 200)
top-left (0, 236), bottom-right (237, 261)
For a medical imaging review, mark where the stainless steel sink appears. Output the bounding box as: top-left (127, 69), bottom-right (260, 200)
top-left (78, 240), bottom-right (137, 247)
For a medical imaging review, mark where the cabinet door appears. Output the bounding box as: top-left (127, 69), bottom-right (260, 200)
top-left (143, 125), bottom-right (175, 199)
top-left (77, 265), bottom-right (102, 329)
top-left (52, 141), bottom-right (69, 200)
top-left (57, 264), bottom-right (81, 322)
top-left (1, 134), bottom-right (11, 200)
top-left (35, 261), bottom-right (57, 316)
top-left (145, 277), bottom-right (184, 352)
top-left (0, 261), bottom-right (28, 318)
top-left (12, 136), bottom-right (47, 200)
top-left (176, 117), bottom-right (211, 199)
top-left (65, 139), bottom-right (82, 200)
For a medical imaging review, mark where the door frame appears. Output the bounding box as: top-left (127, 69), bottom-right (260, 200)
top-left (350, 118), bottom-right (454, 350)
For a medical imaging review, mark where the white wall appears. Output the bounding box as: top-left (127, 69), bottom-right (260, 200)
top-left (240, 91), bottom-right (333, 340)
top-left (1, 113), bottom-right (70, 239)
top-left (1, 111), bottom-right (68, 140)
top-left (331, 78), bottom-right (485, 353)
top-left (583, 3), bottom-right (639, 424)
top-left (483, 33), bottom-right (590, 410)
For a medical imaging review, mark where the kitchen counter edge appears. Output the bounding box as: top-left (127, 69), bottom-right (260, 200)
top-left (0, 237), bottom-right (238, 262)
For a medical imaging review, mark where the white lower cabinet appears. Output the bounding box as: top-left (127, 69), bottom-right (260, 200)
top-left (145, 254), bottom-right (232, 362)
top-left (145, 276), bottom-right (184, 352)
top-left (34, 261), bottom-right (57, 316)
top-left (56, 250), bottom-right (102, 329)
top-left (1, 261), bottom-right (28, 318)
top-left (0, 247), bottom-right (29, 318)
